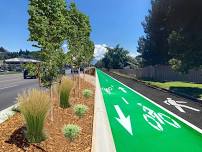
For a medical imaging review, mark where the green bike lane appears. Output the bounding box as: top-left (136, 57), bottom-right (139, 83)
top-left (96, 69), bottom-right (202, 152)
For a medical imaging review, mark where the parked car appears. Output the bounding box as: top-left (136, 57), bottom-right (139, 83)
top-left (71, 67), bottom-right (84, 74)
top-left (23, 69), bottom-right (37, 79)
top-left (71, 68), bottom-right (79, 74)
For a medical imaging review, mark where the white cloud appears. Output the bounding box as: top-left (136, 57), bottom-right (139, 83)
top-left (94, 44), bottom-right (108, 60)
top-left (129, 52), bottom-right (139, 58)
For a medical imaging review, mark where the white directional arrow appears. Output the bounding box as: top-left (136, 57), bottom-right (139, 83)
top-left (118, 87), bottom-right (127, 93)
top-left (114, 105), bottom-right (133, 135)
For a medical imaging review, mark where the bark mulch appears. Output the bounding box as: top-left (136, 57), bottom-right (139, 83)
top-left (0, 78), bottom-right (95, 152)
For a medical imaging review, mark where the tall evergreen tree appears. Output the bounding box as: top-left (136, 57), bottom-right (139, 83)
top-left (137, 0), bottom-right (202, 72)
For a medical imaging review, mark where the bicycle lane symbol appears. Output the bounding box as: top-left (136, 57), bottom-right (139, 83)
top-left (137, 103), bottom-right (181, 131)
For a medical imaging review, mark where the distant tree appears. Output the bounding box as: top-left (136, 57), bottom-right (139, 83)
top-left (0, 47), bottom-right (8, 53)
top-left (95, 59), bottom-right (104, 68)
top-left (101, 45), bottom-right (129, 70)
top-left (0, 47), bottom-right (9, 60)
top-left (126, 56), bottom-right (139, 69)
top-left (137, 0), bottom-right (202, 72)
top-left (0, 47), bottom-right (41, 60)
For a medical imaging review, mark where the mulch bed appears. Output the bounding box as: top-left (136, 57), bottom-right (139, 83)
top-left (0, 77), bottom-right (95, 152)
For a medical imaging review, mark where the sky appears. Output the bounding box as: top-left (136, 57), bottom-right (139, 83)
top-left (0, 0), bottom-right (151, 60)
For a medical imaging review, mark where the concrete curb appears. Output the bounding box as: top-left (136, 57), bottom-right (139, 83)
top-left (91, 72), bottom-right (116, 152)
top-left (0, 104), bottom-right (17, 124)
top-left (112, 71), bottom-right (202, 103)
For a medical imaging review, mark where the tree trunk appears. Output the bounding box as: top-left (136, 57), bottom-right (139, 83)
top-left (50, 84), bottom-right (54, 121)
top-left (78, 68), bottom-right (80, 98)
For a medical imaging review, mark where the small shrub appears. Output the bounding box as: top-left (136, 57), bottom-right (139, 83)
top-left (18, 89), bottom-right (50, 143)
top-left (82, 89), bottom-right (93, 99)
top-left (73, 104), bottom-right (88, 118)
top-left (62, 124), bottom-right (81, 141)
top-left (60, 77), bottom-right (73, 108)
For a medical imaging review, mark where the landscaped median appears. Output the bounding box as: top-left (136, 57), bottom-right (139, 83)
top-left (0, 75), bottom-right (95, 151)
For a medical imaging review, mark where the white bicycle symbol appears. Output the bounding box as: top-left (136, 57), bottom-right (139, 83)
top-left (102, 85), bottom-right (114, 95)
top-left (137, 103), bottom-right (181, 131)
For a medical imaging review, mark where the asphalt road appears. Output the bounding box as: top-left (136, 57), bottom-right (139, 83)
top-left (106, 71), bottom-right (202, 130)
top-left (0, 73), bottom-right (39, 111)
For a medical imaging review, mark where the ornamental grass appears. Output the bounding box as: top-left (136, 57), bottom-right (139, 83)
top-left (59, 76), bottom-right (74, 108)
top-left (18, 89), bottom-right (50, 143)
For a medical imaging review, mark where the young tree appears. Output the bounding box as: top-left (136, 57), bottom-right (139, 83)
top-left (28, 0), bottom-right (68, 120)
top-left (65, 2), bottom-right (94, 96)
top-left (28, 0), bottom-right (67, 86)
top-left (66, 2), bottom-right (92, 67)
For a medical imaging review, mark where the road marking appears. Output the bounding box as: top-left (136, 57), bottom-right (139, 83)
top-left (104, 71), bottom-right (202, 134)
top-left (164, 98), bottom-right (200, 113)
top-left (138, 102), bottom-right (181, 131)
top-left (121, 97), bottom-right (129, 104)
top-left (0, 85), bottom-right (19, 90)
top-left (0, 73), bottom-right (21, 77)
top-left (0, 78), bottom-right (22, 83)
top-left (114, 105), bottom-right (133, 135)
top-left (97, 69), bottom-right (202, 152)
top-left (0, 80), bottom-right (36, 90)
top-left (118, 87), bottom-right (127, 93)
top-left (103, 87), bottom-right (113, 95)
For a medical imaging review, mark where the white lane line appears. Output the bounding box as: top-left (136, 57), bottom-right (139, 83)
top-left (0, 80), bottom-right (35, 90)
top-left (121, 97), bottom-right (129, 104)
top-left (0, 78), bottom-right (22, 83)
top-left (0, 84), bottom-right (19, 90)
top-left (118, 87), bottom-right (127, 93)
top-left (99, 70), bottom-right (202, 134)
top-left (0, 74), bottom-right (22, 78)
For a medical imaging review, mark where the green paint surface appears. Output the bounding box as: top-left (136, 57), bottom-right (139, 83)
top-left (97, 69), bottom-right (202, 152)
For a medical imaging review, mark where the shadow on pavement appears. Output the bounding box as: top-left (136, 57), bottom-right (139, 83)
top-left (170, 87), bottom-right (202, 100)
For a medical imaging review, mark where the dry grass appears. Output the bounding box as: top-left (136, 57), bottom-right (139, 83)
top-left (59, 76), bottom-right (74, 108)
top-left (18, 89), bottom-right (50, 143)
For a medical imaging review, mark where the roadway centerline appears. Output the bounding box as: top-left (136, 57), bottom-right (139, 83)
top-left (97, 69), bottom-right (202, 152)
top-left (0, 85), bottom-right (19, 90)
top-left (0, 79), bottom-right (36, 90)
top-left (0, 78), bottom-right (23, 83)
